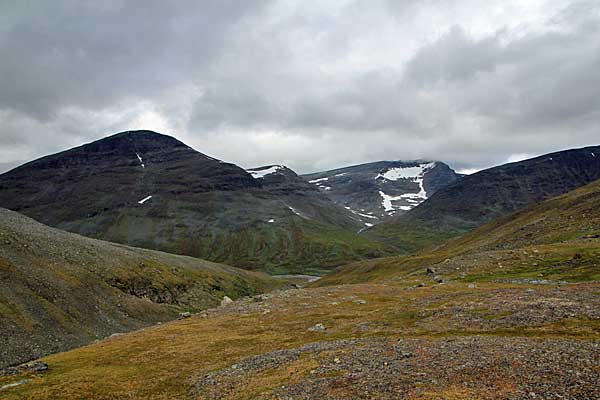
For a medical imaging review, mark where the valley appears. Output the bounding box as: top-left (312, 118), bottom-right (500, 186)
top-left (3, 3), bottom-right (599, 398)
top-left (0, 137), bottom-right (599, 399)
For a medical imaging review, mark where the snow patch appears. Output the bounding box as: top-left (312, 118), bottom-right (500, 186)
top-left (379, 191), bottom-right (426, 214)
top-left (358, 212), bottom-right (378, 220)
top-left (376, 162), bottom-right (436, 182)
top-left (309, 177), bottom-right (329, 184)
top-left (287, 205), bottom-right (310, 220)
top-left (267, 219), bottom-right (275, 223)
top-left (344, 206), bottom-right (380, 221)
top-left (288, 206), bottom-right (302, 216)
top-left (592, 152), bottom-right (596, 158)
top-left (135, 153), bottom-right (145, 168)
top-left (379, 191), bottom-right (402, 212)
top-left (138, 195), bottom-right (153, 205)
top-left (247, 166), bottom-right (283, 179)
top-left (364, 222), bottom-right (374, 227)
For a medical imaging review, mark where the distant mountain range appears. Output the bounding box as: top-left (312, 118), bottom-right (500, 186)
top-left (0, 131), bottom-right (392, 275)
top-left (365, 145), bottom-right (600, 253)
top-left (302, 161), bottom-right (461, 225)
top-left (0, 130), bottom-right (598, 275)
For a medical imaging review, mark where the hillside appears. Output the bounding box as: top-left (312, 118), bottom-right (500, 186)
top-left (317, 177), bottom-right (600, 286)
top-left (1, 180), bottom-right (599, 399)
top-left (0, 131), bottom-right (392, 274)
top-left (302, 160), bottom-right (460, 224)
top-left (0, 207), bottom-right (279, 369)
top-left (365, 145), bottom-right (600, 252)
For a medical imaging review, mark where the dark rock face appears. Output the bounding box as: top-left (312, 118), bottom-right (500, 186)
top-left (0, 131), bottom-right (390, 273)
top-left (302, 161), bottom-right (461, 225)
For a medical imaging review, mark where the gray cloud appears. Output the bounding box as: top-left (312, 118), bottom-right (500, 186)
top-left (1, 0), bottom-right (599, 174)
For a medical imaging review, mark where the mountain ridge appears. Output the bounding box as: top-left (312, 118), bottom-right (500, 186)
top-left (0, 131), bottom-right (392, 274)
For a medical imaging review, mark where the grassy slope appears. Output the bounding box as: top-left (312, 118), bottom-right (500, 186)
top-left (169, 217), bottom-right (395, 276)
top-left (316, 178), bottom-right (600, 286)
top-left (363, 222), bottom-right (462, 254)
top-left (0, 208), bottom-right (280, 368)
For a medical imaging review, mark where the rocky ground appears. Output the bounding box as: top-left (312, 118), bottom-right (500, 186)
top-left (195, 337), bottom-right (599, 400)
top-left (1, 281), bottom-right (598, 399)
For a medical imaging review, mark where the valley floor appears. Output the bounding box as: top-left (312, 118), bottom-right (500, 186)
top-left (1, 281), bottom-right (598, 399)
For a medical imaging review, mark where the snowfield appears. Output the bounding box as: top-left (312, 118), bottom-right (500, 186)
top-left (375, 162), bottom-right (436, 182)
top-left (247, 165), bottom-right (283, 179)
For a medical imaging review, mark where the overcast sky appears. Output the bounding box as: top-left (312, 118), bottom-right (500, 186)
top-left (1, 0), bottom-right (599, 174)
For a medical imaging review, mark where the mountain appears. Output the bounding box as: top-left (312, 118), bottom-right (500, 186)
top-left (317, 176), bottom-right (600, 286)
top-left (364, 145), bottom-right (600, 253)
top-left (0, 207), bottom-right (279, 368)
top-left (0, 131), bottom-right (391, 274)
top-left (245, 165), bottom-right (360, 228)
top-left (302, 160), bottom-right (460, 225)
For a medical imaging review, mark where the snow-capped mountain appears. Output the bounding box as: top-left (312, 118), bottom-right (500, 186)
top-left (302, 160), bottom-right (461, 226)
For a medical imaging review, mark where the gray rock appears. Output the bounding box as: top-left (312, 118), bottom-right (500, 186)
top-left (1, 379), bottom-right (31, 391)
top-left (308, 323), bottom-right (326, 332)
top-left (221, 296), bottom-right (234, 306)
top-left (22, 361), bottom-right (48, 373)
top-left (178, 312), bottom-right (192, 319)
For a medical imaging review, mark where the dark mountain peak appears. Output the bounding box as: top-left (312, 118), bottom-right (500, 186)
top-left (9, 130), bottom-right (217, 174)
top-left (94, 130), bottom-right (191, 153)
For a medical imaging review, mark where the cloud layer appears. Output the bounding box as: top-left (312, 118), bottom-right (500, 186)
top-left (1, 0), bottom-right (599, 173)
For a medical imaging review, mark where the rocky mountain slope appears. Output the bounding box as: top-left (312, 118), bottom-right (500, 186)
top-left (302, 160), bottom-right (460, 225)
top-left (317, 176), bottom-right (600, 286)
top-left (0, 131), bottom-right (392, 274)
top-left (0, 207), bottom-right (278, 369)
top-left (365, 145), bottom-right (600, 253)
